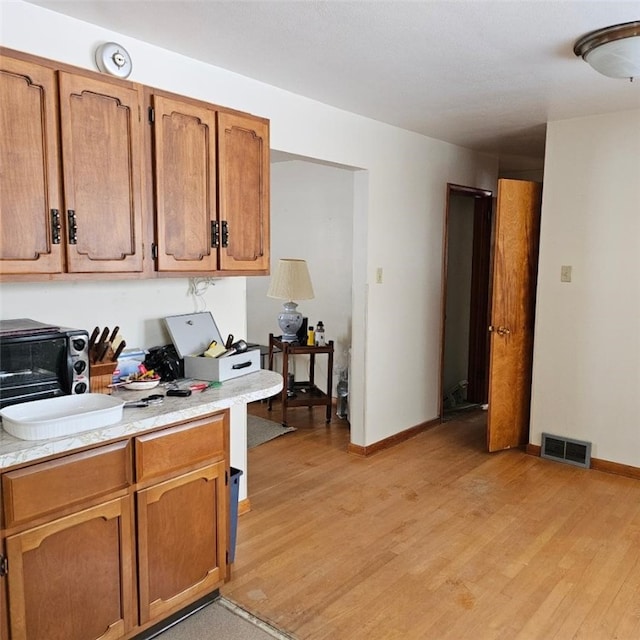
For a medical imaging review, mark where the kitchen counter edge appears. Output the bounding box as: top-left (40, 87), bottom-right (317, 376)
top-left (0, 369), bottom-right (283, 471)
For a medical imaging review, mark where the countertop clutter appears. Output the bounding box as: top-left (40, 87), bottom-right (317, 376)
top-left (0, 369), bottom-right (282, 471)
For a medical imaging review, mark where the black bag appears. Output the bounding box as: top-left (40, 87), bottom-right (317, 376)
top-left (143, 345), bottom-right (184, 381)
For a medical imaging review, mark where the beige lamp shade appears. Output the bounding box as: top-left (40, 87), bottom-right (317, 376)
top-left (267, 259), bottom-right (315, 301)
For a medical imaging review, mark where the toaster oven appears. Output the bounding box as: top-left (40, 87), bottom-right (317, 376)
top-left (0, 319), bottom-right (90, 409)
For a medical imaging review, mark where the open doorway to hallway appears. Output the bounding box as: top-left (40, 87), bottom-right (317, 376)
top-left (440, 184), bottom-right (493, 419)
top-left (246, 153), bottom-right (356, 411)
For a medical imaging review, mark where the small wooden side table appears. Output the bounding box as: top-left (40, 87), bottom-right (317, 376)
top-left (268, 333), bottom-right (334, 427)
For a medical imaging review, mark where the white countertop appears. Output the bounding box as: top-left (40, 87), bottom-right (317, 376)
top-left (0, 370), bottom-right (283, 471)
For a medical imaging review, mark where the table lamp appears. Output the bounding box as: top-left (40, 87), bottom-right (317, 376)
top-left (267, 258), bottom-right (314, 341)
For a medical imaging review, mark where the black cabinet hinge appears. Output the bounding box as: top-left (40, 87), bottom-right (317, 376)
top-left (225, 469), bottom-right (229, 486)
top-left (211, 221), bottom-right (220, 248)
top-left (221, 220), bottom-right (229, 248)
top-left (0, 555), bottom-right (7, 577)
top-left (50, 209), bottom-right (61, 245)
top-left (226, 550), bottom-right (229, 565)
top-left (148, 107), bottom-right (155, 124)
top-left (67, 209), bottom-right (77, 245)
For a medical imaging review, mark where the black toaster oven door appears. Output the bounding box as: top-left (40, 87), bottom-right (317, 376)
top-left (0, 336), bottom-right (68, 408)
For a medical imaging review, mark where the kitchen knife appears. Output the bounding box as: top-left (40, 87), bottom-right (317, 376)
top-left (93, 327), bottom-right (110, 362)
top-left (112, 339), bottom-right (127, 361)
top-left (97, 340), bottom-right (111, 363)
top-left (108, 325), bottom-right (120, 343)
top-left (88, 326), bottom-right (100, 349)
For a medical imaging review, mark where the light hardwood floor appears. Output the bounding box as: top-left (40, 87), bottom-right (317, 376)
top-left (222, 402), bottom-right (640, 639)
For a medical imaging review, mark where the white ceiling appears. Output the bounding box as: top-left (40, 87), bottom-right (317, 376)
top-left (25, 1), bottom-right (640, 171)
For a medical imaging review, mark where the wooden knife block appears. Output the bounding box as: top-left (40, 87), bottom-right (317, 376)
top-left (90, 358), bottom-right (117, 394)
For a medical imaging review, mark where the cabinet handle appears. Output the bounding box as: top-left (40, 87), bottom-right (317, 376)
top-left (221, 221), bottom-right (229, 248)
top-left (50, 209), bottom-right (61, 245)
top-left (211, 220), bottom-right (219, 248)
top-left (232, 360), bottom-right (252, 370)
top-left (67, 210), bottom-right (77, 245)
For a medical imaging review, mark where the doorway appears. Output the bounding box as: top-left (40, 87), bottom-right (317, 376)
top-left (440, 184), bottom-right (493, 418)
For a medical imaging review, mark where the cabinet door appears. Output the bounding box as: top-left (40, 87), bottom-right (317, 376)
top-left (0, 552), bottom-right (8, 640)
top-left (136, 462), bottom-right (227, 624)
top-left (5, 496), bottom-right (135, 640)
top-left (218, 112), bottom-right (270, 273)
top-left (153, 95), bottom-right (218, 272)
top-left (0, 56), bottom-right (64, 275)
top-left (58, 72), bottom-right (144, 273)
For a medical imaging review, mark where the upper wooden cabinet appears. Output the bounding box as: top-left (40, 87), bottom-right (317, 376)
top-left (0, 57), bottom-right (63, 275)
top-left (151, 94), bottom-right (218, 273)
top-left (151, 92), bottom-right (270, 274)
top-left (1, 49), bottom-right (270, 281)
top-left (217, 112), bottom-right (270, 273)
top-left (58, 72), bottom-right (144, 274)
top-left (0, 53), bottom-right (145, 276)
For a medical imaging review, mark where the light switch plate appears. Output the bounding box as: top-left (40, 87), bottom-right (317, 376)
top-left (561, 265), bottom-right (572, 283)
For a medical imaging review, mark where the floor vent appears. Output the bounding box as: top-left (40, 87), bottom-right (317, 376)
top-left (541, 433), bottom-right (592, 469)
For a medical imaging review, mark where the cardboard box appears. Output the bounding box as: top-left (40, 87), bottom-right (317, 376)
top-left (165, 312), bottom-right (260, 382)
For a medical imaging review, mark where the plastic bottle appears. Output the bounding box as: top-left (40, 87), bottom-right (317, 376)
top-left (307, 326), bottom-right (315, 346)
top-left (315, 321), bottom-right (326, 346)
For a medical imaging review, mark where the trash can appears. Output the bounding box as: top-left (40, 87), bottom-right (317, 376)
top-left (229, 467), bottom-right (243, 563)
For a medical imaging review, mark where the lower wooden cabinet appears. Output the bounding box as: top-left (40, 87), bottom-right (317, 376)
top-left (0, 411), bottom-right (230, 640)
top-left (5, 496), bottom-right (135, 640)
top-left (136, 461), bottom-right (227, 624)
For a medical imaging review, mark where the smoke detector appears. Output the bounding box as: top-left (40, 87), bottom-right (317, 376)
top-left (95, 42), bottom-right (132, 79)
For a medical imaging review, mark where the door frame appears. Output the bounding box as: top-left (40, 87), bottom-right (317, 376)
top-left (439, 183), bottom-right (493, 419)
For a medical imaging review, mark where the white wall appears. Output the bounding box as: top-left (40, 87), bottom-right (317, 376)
top-left (1, 1), bottom-right (498, 452)
top-left (0, 278), bottom-right (246, 350)
top-left (530, 110), bottom-right (640, 467)
top-left (247, 159), bottom-right (355, 396)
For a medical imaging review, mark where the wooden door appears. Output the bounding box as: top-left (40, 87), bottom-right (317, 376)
top-left (136, 461), bottom-right (227, 624)
top-left (5, 496), bottom-right (135, 640)
top-left (0, 57), bottom-right (64, 275)
top-left (152, 95), bottom-right (218, 272)
top-left (487, 179), bottom-right (542, 451)
top-left (58, 72), bottom-right (144, 273)
top-left (218, 112), bottom-right (270, 273)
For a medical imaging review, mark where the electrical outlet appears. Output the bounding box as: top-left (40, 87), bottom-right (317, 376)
top-left (561, 265), bottom-right (572, 283)
top-left (375, 267), bottom-right (383, 284)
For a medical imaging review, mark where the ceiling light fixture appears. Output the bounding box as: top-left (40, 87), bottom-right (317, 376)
top-left (574, 21), bottom-right (640, 81)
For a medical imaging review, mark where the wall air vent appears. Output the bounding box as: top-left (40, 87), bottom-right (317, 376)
top-left (541, 433), bottom-right (592, 469)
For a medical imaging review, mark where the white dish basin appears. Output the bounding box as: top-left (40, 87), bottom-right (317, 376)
top-left (0, 394), bottom-right (125, 441)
